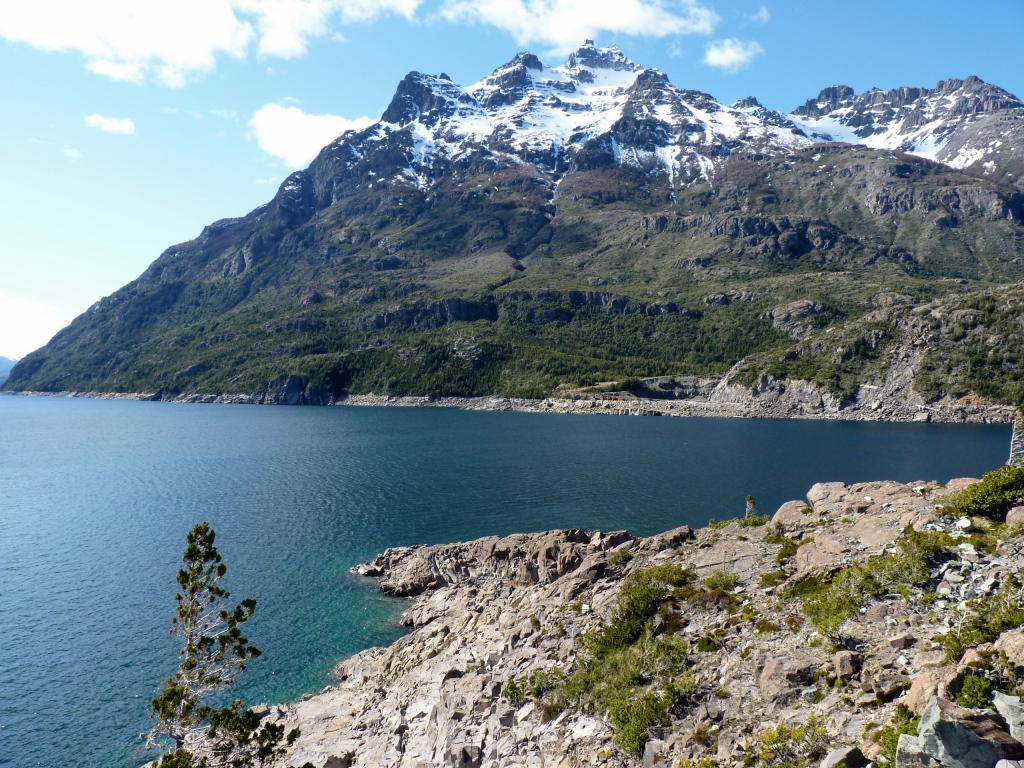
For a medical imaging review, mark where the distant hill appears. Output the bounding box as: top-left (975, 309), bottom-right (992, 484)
top-left (0, 356), bottom-right (16, 384)
top-left (5, 42), bottom-right (1024, 411)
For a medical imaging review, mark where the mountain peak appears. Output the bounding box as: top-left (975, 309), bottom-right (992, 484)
top-left (380, 70), bottom-right (475, 125)
top-left (565, 41), bottom-right (641, 73)
top-left (789, 76), bottom-right (1024, 175)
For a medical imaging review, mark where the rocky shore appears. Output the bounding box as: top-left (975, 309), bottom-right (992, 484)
top-left (256, 474), bottom-right (1024, 768)
top-left (2, 382), bottom-right (1013, 424)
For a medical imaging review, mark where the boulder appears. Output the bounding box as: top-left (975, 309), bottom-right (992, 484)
top-left (896, 734), bottom-right (933, 768)
top-left (834, 651), bottom-right (860, 680)
top-left (995, 692), bottom-right (1024, 742)
top-left (917, 696), bottom-right (1024, 768)
top-left (820, 746), bottom-right (869, 768)
top-left (758, 651), bottom-right (821, 704)
top-left (903, 668), bottom-right (955, 714)
top-left (944, 478), bottom-right (980, 494)
top-left (996, 630), bottom-right (1024, 675)
top-left (1007, 507), bottom-right (1024, 526)
top-left (772, 500), bottom-right (814, 529)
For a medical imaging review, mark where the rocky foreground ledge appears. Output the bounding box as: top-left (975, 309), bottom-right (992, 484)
top-left (258, 476), bottom-right (1024, 768)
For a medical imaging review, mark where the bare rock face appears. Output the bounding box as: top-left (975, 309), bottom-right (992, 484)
top-left (264, 477), bottom-right (1024, 768)
top-left (915, 696), bottom-right (1024, 768)
top-left (355, 528), bottom-right (632, 596)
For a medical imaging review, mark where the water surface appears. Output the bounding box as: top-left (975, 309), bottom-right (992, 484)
top-left (0, 396), bottom-right (1010, 766)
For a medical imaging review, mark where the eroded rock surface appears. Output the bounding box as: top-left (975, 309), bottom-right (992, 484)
top-left (264, 476), bottom-right (1024, 768)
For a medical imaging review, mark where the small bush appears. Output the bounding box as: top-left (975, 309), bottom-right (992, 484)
top-left (943, 466), bottom-right (1024, 520)
top-left (956, 674), bottom-right (995, 709)
top-left (755, 618), bottom-right (781, 634)
top-left (940, 571), bottom-right (1024, 661)
top-left (696, 631), bottom-right (723, 652)
top-left (703, 569), bottom-right (740, 592)
top-left (586, 565), bottom-right (696, 656)
top-left (768, 532), bottom-right (801, 564)
top-left (504, 678), bottom-right (524, 706)
top-left (870, 704), bottom-right (919, 765)
top-left (789, 529), bottom-right (955, 635)
top-left (759, 569), bottom-right (788, 588)
top-left (739, 514), bottom-right (770, 528)
top-left (744, 716), bottom-right (829, 768)
top-left (610, 548), bottom-right (633, 566)
top-left (609, 692), bottom-right (671, 755)
top-left (678, 759), bottom-right (718, 768)
top-left (547, 632), bottom-right (692, 754)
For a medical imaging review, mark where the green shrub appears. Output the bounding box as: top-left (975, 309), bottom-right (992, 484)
top-left (608, 692), bottom-right (671, 755)
top-left (940, 571), bottom-right (1024, 661)
top-left (586, 565), bottom-right (696, 656)
top-left (739, 514), bottom-right (770, 528)
top-left (768, 532), bottom-right (801, 564)
top-left (755, 618), bottom-right (781, 634)
top-left (504, 678), bottom-right (525, 706)
top-left (870, 704), bottom-right (919, 765)
top-left (943, 466), bottom-right (1024, 520)
top-left (709, 514), bottom-right (770, 529)
top-left (678, 759), bottom-right (718, 768)
top-left (610, 548), bottom-right (633, 566)
top-left (789, 529), bottom-right (955, 635)
top-left (744, 716), bottom-right (829, 768)
top-left (703, 569), bottom-right (740, 592)
top-left (759, 569), bottom-right (788, 588)
top-left (956, 674), bottom-right (995, 709)
top-left (696, 631), bottom-right (723, 652)
top-left (547, 632), bottom-right (692, 751)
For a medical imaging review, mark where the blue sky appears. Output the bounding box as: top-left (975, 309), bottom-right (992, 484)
top-left (1, 0), bottom-right (1022, 360)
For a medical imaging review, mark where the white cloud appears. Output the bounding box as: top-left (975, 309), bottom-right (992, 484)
top-left (0, 293), bottom-right (73, 359)
top-left (703, 37), bottom-right (763, 73)
top-left (749, 5), bottom-right (770, 24)
top-left (439, 0), bottom-right (718, 53)
top-left (63, 146), bottom-right (82, 159)
top-left (249, 103), bottom-right (372, 167)
top-left (84, 113), bottom-right (136, 135)
top-left (0, 1), bottom-right (422, 86)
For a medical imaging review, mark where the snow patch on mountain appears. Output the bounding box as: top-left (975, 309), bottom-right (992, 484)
top-left (790, 77), bottom-right (1024, 175)
top-left (325, 41), bottom-right (810, 191)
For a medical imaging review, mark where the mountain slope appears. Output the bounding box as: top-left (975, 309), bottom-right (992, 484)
top-left (6, 45), bottom-right (1024, 413)
top-left (790, 76), bottom-right (1024, 186)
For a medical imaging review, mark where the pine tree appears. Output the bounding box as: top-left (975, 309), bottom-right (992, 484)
top-left (146, 522), bottom-right (308, 768)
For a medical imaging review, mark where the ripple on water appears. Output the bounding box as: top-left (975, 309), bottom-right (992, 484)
top-left (0, 396), bottom-right (1010, 767)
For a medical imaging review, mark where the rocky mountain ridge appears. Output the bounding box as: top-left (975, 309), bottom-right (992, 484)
top-left (5, 43), bottom-right (1024, 411)
top-left (791, 76), bottom-right (1024, 185)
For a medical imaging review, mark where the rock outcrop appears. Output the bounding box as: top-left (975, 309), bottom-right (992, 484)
top-left (257, 475), bottom-right (1024, 767)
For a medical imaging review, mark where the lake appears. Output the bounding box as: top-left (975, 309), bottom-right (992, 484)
top-left (0, 395), bottom-right (1011, 767)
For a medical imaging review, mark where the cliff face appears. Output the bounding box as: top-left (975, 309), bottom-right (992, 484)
top-left (259, 475), bottom-right (1024, 768)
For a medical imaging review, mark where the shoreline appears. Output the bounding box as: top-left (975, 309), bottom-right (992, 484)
top-left (267, 473), bottom-right (1024, 767)
top-left (1, 387), bottom-right (1014, 425)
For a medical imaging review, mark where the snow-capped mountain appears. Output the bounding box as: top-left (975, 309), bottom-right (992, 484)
top-left (790, 76), bottom-right (1024, 181)
top-left (316, 41), bottom-right (810, 191)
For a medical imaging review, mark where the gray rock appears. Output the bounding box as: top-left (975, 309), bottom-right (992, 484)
top-left (896, 734), bottom-right (935, 768)
top-left (1007, 506), bottom-right (1024, 526)
top-left (918, 696), bottom-right (1024, 768)
top-left (834, 650), bottom-right (859, 680)
top-left (820, 745), bottom-right (869, 768)
top-left (994, 691), bottom-right (1024, 742)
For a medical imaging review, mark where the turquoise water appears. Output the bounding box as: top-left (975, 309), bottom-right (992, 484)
top-left (0, 395), bottom-right (1011, 767)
